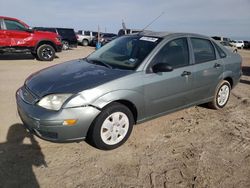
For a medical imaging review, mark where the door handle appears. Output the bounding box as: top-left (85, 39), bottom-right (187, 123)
top-left (214, 63), bottom-right (221, 68)
top-left (181, 71), bottom-right (191, 76)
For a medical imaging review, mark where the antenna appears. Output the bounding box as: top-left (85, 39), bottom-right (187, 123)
top-left (141, 11), bottom-right (165, 32)
top-left (122, 19), bottom-right (127, 30)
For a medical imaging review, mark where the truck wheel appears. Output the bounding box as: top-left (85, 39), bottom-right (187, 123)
top-left (37, 44), bottom-right (55, 61)
top-left (62, 40), bottom-right (70, 50)
top-left (87, 102), bottom-right (134, 150)
top-left (82, 39), bottom-right (89, 46)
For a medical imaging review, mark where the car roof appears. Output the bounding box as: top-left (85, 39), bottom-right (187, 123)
top-left (0, 16), bottom-right (19, 20)
top-left (0, 16), bottom-right (29, 28)
top-left (136, 30), bottom-right (210, 39)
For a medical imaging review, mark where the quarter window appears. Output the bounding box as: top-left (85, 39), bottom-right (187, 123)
top-left (152, 38), bottom-right (189, 68)
top-left (191, 38), bottom-right (216, 64)
top-left (213, 42), bottom-right (227, 58)
top-left (4, 19), bottom-right (27, 31)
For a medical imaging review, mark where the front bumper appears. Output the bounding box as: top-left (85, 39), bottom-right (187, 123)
top-left (16, 87), bottom-right (100, 142)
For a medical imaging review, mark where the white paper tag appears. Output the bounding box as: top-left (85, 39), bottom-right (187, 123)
top-left (139, 36), bottom-right (158, 42)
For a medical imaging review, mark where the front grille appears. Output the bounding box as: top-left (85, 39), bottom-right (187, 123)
top-left (20, 86), bottom-right (38, 104)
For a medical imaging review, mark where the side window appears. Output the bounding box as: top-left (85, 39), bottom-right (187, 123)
top-left (191, 38), bottom-right (216, 64)
top-left (4, 19), bottom-right (27, 31)
top-left (152, 38), bottom-right (189, 68)
top-left (85, 31), bottom-right (90, 36)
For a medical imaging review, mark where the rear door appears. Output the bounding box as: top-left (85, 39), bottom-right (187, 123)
top-left (190, 37), bottom-right (223, 102)
top-left (3, 19), bottom-right (31, 47)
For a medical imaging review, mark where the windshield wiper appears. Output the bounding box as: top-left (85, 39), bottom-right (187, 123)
top-left (85, 58), bottom-right (112, 69)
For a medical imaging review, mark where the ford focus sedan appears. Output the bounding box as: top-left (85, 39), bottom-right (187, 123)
top-left (16, 31), bottom-right (242, 150)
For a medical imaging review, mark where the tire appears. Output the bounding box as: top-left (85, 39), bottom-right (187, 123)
top-left (36, 44), bottom-right (55, 61)
top-left (82, 39), bottom-right (89, 46)
top-left (87, 102), bottom-right (134, 150)
top-left (208, 80), bottom-right (231, 109)
top-left (62, 40), bottom-right (70, 50)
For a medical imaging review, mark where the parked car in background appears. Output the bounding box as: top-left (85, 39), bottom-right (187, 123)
top-left (77, 30), bottom-right (97, 46)
top-left (211, 36), bottom-right (231, 43)
top-left (92, 33), bottom-right (117, 46)
top-left (118, 28), bottom-right (142, 36)
top-left (0, 16), bottom-right (62, 61)
top-left (16, 31), bottom-right (242, 150)
top-left (243, 41), bottom-right (250, 49)
top-left (220, 41), bottom-right (237, 53)
top-left (34, 27), bottom-right (77, 50)
top-left (231, 40), bottom-right (244, 49)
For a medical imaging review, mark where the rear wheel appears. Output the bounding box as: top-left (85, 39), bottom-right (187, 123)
top-left (37, 44), bottom-right (55, 61)
top-left (87, 102), bottom-right (134, 150)
top-left (208, 80), bottom-right (231, 109)
top-left (62, 40), bottom-right (70, 50)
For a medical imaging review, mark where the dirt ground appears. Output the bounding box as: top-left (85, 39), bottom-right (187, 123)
top-left (0, 47), bottom-right (249, 188)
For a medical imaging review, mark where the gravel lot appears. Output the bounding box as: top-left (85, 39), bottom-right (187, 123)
top-left (0, 47), bottom-right (249, 188)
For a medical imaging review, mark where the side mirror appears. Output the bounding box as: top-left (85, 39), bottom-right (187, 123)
top-left (152, 63), bottom-right (173, 73)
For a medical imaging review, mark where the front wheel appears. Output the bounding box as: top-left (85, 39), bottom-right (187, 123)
top-left (36, 44), bottom-right (55, 61)
top-left (87, 103), bottom-right (134, 150)
top-left (82, 39), bottom-right (89, 46)
top-left (208, 80), bottom-right (231, 109)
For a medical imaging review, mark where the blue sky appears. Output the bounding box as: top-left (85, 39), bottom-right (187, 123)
top-left (1, 0), bottom-right (250, 40)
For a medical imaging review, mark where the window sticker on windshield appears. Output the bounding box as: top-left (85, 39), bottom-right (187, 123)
top-left (140, 37), bottom-right (158, 42)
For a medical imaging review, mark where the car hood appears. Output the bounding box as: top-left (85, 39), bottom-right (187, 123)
top-left (25, 59), bottom-right (132, 97)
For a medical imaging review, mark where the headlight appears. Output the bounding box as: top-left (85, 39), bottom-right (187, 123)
top-left (37, 94), bottom-right (72, 111)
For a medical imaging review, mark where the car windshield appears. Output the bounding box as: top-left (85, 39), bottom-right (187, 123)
top-left (87, 35), bottom-right (162, 70)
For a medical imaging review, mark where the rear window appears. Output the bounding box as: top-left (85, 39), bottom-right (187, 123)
top-left (191, 38), bottom-right (216, 64)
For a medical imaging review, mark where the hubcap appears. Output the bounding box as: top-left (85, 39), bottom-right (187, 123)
top-left (217, 85), bottom-right (230, 106)
top-left (100, 112), bottom-right (129, 145)
top-left (41, 48), bottom-right (53, 59)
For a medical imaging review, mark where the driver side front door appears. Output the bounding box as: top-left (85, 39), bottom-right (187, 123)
top-left (143, 37), bottom-right (195, 118)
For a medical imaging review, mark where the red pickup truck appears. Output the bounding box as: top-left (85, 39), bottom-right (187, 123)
top-left (0, 16), bottom-right (62, 61)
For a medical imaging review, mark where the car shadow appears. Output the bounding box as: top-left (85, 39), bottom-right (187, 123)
top-left (0, 123), bottom-right (47, 188)
top-left (242, 66), bottom-right (250, 76)
top-left (0, 53), bottom-right (35, 60)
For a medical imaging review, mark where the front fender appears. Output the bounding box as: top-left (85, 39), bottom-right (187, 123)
top-left (92, 90), bottom-right (145, 121)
